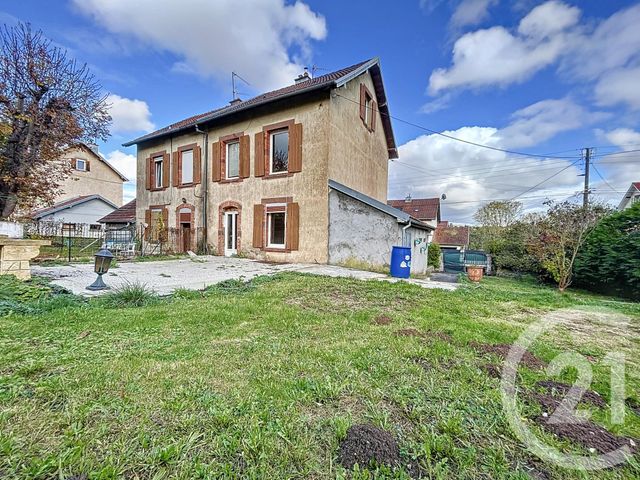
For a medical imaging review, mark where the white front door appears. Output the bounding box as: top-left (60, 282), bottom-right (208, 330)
top-left (224, 211), bottom-right (238, 256)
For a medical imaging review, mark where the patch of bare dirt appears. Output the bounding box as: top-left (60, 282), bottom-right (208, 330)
top-left (395, 328), bottom-right (425, 338)
top-left (338, 424), bottom-right (400, 470)
top-left (627, 398), bottom-right (640, 416)
top-left (411, 357), bottom-right (432, 372)
top-left (373, 315), bottom-right (392, 325)
top-left (471, 342), bottom-right (546, 370)
top-left (535, 415), bottom-right (637, 454)
top-left (536, 380), bottom-right (606, 408)
top-left (481, 363), bottom-right (501, 379)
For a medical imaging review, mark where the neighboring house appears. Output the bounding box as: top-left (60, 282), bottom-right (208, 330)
top-left (387, 196), bottom-right (441, 229)
top-left (56, 143), bottom-right (127, 208)
top-left (618, 182), bottom-right (640, 210)
top-left (433, 221), bottom-right (470, 250)
top-left (29, 195), bottom-right (118, 237)
top-left (97, 199), bottom-right (137, 231)
top-left (124, 58), bottom-right (433, 272)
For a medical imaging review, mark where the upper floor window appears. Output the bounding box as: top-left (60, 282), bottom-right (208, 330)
top-left (154, 156), bottom-right (163, 189)
top-left (76, 159), bottom-right (87, 171)
top-left (181, 149), bottom-right (194, 184)
top-left (226, 141), bottom-right (240, 179)
top-left (359, 83), bottom-right (376, 132)
top-left (270, 130), bottom-right (289, 174)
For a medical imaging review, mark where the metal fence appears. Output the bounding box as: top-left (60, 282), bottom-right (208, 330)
top-left (23, 221), bottom-right (208, 260)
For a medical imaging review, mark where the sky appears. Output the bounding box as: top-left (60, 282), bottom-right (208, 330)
top-left (2, 0), bottom-right (639, 223)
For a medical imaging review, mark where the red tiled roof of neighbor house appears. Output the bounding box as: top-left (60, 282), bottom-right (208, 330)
top-left (434, 221), bottom-right (470, 247)
top-left (633, 182), bottom-right (640, 190)
top-left (98, 199), bottom-right (136, 224)
top-left (123, 58), bottom-right (398, 158)
top-left (387, 197), bottom-right (440, 221)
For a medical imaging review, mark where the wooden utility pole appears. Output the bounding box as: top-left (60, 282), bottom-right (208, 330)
top-left (582, 147), bottom-right (592, 208)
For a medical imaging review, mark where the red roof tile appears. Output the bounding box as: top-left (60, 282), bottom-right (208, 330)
top-left (98, 199), bottom-right (136, 224)
top-left (633, 182), bottom-right (640, 190)
top-left (387, 198), bottom-right (440, 221)
top-left (123, 58), bottom-right (398, 158)
top-left (434, 222), bottom-right (470, 247)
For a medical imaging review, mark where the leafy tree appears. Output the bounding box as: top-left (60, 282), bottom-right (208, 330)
top-left (427, 242), bottom-right (441, 269)
top-left (527, 201), bottom-right (610, 292)
top-left (574, 203), bottom-right (640, 299)
top-left (0, 23), bottom-right (110, 218)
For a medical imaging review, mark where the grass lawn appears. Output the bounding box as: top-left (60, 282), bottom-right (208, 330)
top-left (0, 274), bottom-right (639, 479)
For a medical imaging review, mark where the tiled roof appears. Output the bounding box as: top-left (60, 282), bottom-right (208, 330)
top-left (98, 199), bottom-right (136, 224)
top-left (387, 198), bottom-right (440, 221)
top-left (633, 182), bottom-right (640, 190)
top-left (433, 221), bottom-right (470, 247)
top-left (123, 58), bottom-right (398, 158)
top-left (30, 195), bottom-right (117, 219)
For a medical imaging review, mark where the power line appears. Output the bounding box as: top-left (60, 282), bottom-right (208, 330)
top-left (334, 93), bottom-right (580, 160)
top-left (591, 163), bottom-right (617, 193)
top-left (510, 159), bottom-right (582, 201)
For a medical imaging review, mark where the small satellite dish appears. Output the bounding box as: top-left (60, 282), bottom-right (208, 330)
top-left (441, 193), bottom-right (447, 200)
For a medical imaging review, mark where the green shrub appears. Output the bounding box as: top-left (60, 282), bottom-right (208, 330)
top-left (574, 203), bottom-right (640, 299)
top-left (427, 242), bottom-right (441, 268)
top-left (0, 275), bottom-right (84, 316)
top-left (99, 282), bottom-right (159, 308)
top-left (205, 279), bottom-right (256, 295)
top-left (0, 275), bottom-right (51, 302)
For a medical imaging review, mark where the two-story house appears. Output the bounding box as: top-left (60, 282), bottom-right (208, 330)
top-left (29, 143), bottom-right (127, 236)
top-left (124, 58), bottom-right (432, 271)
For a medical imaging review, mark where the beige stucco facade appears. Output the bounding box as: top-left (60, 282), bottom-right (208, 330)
top-left (135, 69), bottom-right (391, 263)
top-left (57, 145), bottom-right (125, 207)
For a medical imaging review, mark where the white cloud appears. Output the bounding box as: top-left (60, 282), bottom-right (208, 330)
top-left (106, 94), bottom-right (154, 134)
top-left (498, 98), bottom-right (606, 148)
top-left (429, 1), bottom-right (579, 94)
top-left (451, 0), bottom-right (498, 28)
top-left (594, 67), bottom-right (640, 110)
top-left (72, 0), bottom-right (327, 91)
top-left (603, 128), bottom-right (640, 148)
top-left (103, 149), bottom-right (137, 184)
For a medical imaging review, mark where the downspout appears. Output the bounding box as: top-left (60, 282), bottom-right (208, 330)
top-left (401, 221), bottom-right (411, 247)
top-left (195, 125), bottom-right (208, 253)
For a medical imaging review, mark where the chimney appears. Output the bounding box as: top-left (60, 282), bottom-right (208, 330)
top-left (229, 98), bottom-right (243, 105)
top-left (294, 67), bottom-right (311, 84)
top-left (404, 194), bottom-right (412, 203)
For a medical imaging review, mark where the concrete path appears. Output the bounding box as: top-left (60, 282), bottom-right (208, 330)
top-left (32, 256), bottom-right (458, 296)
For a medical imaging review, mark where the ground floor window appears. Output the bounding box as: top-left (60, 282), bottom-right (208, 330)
top-left (267, 211), bottom-right (286, 248)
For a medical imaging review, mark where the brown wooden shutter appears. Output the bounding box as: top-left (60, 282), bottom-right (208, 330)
top-left (254, 132), bottom-right (265, 177)
top-left (161, 207), bottom-right (169, 242)
top-left (253, 204), bottom-right (265, 248)
top-left (85, 160), bottom-right (91, 172)
top-left (71, 159), bottom-right (77, 169)
top-left (289, 123), bottom-right (302, 173)
top-left (162, 153), bottom-right (170, 188)
top-left (193, 146), bottom-right (202, 184)
top-left (286, 202), bottom-right (299, 251)
top-left (370, 100), bottom-right (377, 132)
top-left (172, 152), bottom-right (179, 187)
top-left (144, 209), bottom-right (151, 240)
top-left (359, 84), bottom-right (366, 121)
top-left (212, 141), bottom-right (221, 182)
top-left (145, 158), bottom-right (152, 190)
top-left (239, 135), bottom-right (250, 178)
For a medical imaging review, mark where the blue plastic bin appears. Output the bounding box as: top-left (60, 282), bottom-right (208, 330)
top-left (390, 246), bottom-right (411, 278)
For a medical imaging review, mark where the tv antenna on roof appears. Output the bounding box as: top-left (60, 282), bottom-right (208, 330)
top-left (311, 65), bottom-right (329, 77)
top-left (231, 72), bottom-right (251, 100)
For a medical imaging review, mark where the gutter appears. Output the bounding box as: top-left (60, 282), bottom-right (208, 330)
top-left (195, 125), bottom-right (209, 253)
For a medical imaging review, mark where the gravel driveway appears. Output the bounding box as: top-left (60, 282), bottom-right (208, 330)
top-left (32, 256), bottom-right (458, 296)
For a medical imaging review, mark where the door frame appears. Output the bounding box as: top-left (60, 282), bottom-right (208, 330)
top-left (223, 210), bottom-right (238, 256)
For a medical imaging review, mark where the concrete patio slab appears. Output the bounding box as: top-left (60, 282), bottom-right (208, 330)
top-left (32, 256), bottom-right (459, 296)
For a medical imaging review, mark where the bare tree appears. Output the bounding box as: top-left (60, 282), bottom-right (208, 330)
top-left (0, 23), bottom-right (110, 219)
top-left (527, 201), bottom-right (610, 292)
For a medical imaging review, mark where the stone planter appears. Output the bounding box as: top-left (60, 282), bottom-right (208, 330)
top-left (466, 265), bottom-right (484, 283)
top-left (0, 238), bottom-right (51, 280)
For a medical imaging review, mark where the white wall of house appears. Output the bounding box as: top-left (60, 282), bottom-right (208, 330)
top-left (37, 199), bottom-right (115, 228)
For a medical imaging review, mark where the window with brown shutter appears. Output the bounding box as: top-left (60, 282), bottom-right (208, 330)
top-left (359, 83), bottom-right (374, 131)
top-left (147, 150), bottom-right (168, 191)
top-left (239, 135), bottom-right (250, 178)
top-left (162, 153), bottom-right (170, 188)
top-left (215, 133), bottom-right (248, 182)
top-left (193, 145), bottom-right (202, 184)
top-left (259, 120), bottom-right (302, 178)
top-left (175, 143), bottom-right (198, 188)
top-left (172, 152), bottom-right (179, 187)
top-left (85, 160), bottom-right (91, 172)
top-left (253, 204), bottom-right (265, 248)
top-left (212, 141), bottom-right (221, 182)
top-left (145, 157), bottom-right (152, 190)
top-left (145, 206), bottom-right (168, 242)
